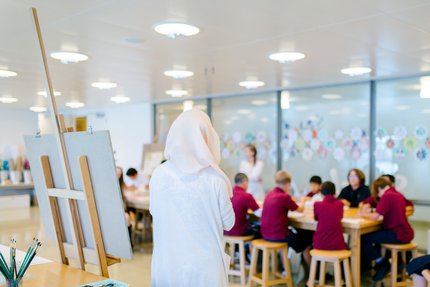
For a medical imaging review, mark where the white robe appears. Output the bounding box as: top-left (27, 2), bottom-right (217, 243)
top-left (150, 161), bottom-right (235, 287)
top-left (239, 160), bottom-right (265, 201)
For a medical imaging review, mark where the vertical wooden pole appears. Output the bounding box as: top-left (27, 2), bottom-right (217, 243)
top-left (31, 8), bottom-right (85, 269)
top-left (79, 156), bottom-right (109, 277)
top-left (40, 155), bottom-right (68, 265)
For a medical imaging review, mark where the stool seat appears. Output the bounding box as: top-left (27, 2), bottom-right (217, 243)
top-left (381, 243), bottom-right (417, 251)
top-left (310, 249), bottom-right (352, 260)
top-left (224, 235), bottom-right (254, 242)
top-left (251, 239), bottom-right (287, 249)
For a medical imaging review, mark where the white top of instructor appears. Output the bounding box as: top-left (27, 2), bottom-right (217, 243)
top-left (149, 109), bottom-right (235, 287)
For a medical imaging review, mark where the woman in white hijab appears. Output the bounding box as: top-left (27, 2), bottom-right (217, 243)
top-left (149, 109), bottom-right (235, 287)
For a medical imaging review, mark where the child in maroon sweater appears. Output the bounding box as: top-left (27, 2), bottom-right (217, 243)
top-left (313, 181), bottom-right (346, 250)
top-left (359, 177), bottom-right (414, 282)
top-left (305, 175), bottom-right (322, 199)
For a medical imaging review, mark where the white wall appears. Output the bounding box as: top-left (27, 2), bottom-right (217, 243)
top-left (0, 107), bottom-right (39, 159)
top-left (38, 103), bottom-right (153, 171)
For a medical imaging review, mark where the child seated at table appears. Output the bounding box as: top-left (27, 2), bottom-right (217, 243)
top-left (360, 174), bottom-right (414, 209)
top-left (305, 175), bottom-right (322, 199)
top-left (261, 171), bottom-right (313, 268)
top-left (313, 181), bottom-right (346, 250)
top-left (359, 177), bottom-right (414, 282)
top-left (224, 173), bottom-right (262, 237)
top-left (407, 255), bottom-right (430, 287)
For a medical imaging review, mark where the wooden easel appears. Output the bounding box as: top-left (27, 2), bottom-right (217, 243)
top-left (31, 8), bottom-right (120, 276)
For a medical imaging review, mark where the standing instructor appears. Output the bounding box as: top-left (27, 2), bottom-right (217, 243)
top-left (149, 109), bottom-right (235, 287)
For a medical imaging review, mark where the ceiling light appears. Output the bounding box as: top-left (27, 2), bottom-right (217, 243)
top-left (420, 78), bottom-right (430, 98)
top-left (0, 70), bottom-right (18, 78)
top-left (341, 67), bottom-right (372, 76)
top-left (269, 52), bottom-right (305, 63)
top-left (251, 100), bottom-right (268, 106)
top-left (91, 82), bottom-right (117, 90)
top-left (66, 101), bottom-right (85, 108)
top-left (239, 80), bottom-right (265, 89)
top-left (422, 109), bottom-right (430, 114)
top-left (237, 109), bottom-right (252, 115)
top-left (164, 70), bottom-right (194, 79)
top-left (38, 90), bottom-right (61, 97)
top-left (322, 94), bottom-right (342, 100)
top-left (154, 22), bottom-right (200, 39)
top-left (29, 106), bottom-right (47, 113)
top-left (166, 89), bottom-right (188, 97)
top-left (0, 96), bottom-right (18, 103)
top-left (110, 96), bottom-right (130, 103)
top-left (50, 52), bottom-right (88, 64)
top-left (183, 100), bottom-right (194, 111)
top-left (281, 91), bottom-right (290, 110)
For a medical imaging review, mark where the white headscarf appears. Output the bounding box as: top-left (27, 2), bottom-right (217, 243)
top-left (164, 109), bottom-right (232, 196)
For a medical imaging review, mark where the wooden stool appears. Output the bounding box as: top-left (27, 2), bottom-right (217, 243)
top-left (224, 235), bottom-right (254, 285)
top-left (308, 249), bottom-right (352, 287)
top-left (381, 243), bottom-right (418, 286)
top-left (248, 239), bottom-right (293, 287)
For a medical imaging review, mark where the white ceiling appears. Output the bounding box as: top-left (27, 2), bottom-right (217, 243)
top-left (2, 0), bottom-right (430, 111)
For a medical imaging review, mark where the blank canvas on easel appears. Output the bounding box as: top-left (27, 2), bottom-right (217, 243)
top-left (24, 131), bottom-right (132, 260)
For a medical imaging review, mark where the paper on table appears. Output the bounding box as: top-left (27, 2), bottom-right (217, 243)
top-left (289, 211), bottom-right (304, 218)
top-left (341, 218), bottom-right (364, 224)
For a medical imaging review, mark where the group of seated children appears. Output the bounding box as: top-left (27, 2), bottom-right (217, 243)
top-left (226, 168), bottom-right (415, 282)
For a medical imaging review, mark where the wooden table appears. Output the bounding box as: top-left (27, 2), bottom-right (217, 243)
top-left (21, 261), bottom-right (107, 287)
top-left (125, 192), bottom-right (152, 242)
top-left (288, 208), bottom-right (382, 287)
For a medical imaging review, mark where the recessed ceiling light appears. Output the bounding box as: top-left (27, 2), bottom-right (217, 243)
top-left (261, 117), bottom-right (269, 123)
top-left (91, 82), bottom-right (117, 90)
top-left (38, 90), bottom-right (61, 97)
top-left (341, 67), bottom-right (372, 76)
top-left (395, 105), bottom-right (410, 111)
top-left (183, 100), bottom-right (194, 111)
top-left (154, 22), bottom-right (200, 39)
top-left (237, 109), bottom-right (252, 115)
top-left (322, 94), bottom-right (342, 100)
top-left (251, 100), bottom-right (268, 106)
top-left (0, 96), bottom-right (18, 103)
top-left (422, 109), bottom-right (430, 114)
top-left (269, 52), bottom-right (305, 63)
top-left (166, 89), bottom-right (188, 97)
top-left (50, 52), bottom-right (88, 64)
top-left (110, 96), bottom-right (130, 103)
top-left (239, 80), bottom-right (265, 89)
top-left (164, 70), bottom-right (194, 79)
top-left (0, 70), bottom-right (18, 78)
top-left (29, 106), bottom-right (47, 113)
top-left (65, 101), bottom-right (85, 108)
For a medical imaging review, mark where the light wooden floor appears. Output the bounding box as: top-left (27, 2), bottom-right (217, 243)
top-left (0, 207), bottom-right (427, 286)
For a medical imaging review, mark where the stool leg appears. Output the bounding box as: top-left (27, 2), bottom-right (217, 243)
top-left (342, 258), bottom-right (352, 287)
top-left (248, 246), bottom-right (258, 287)
top-left (282, 248), bottom-right (293, 287)
top-left (319, 261), bottom-right (326, 286)
top-left (239, 241), bottom-right (246, 285)
top-left (308, 256), bottom-right (317, 287)
top-left (401, 251), bottom-right (407, 282)
top-left (262, 249), bottom-right (269, 287)
top-left (271, 250), bottom-right (278, 277)
top-left (391, 250), bottom-right (398, 287)
top-left (334, 259), bottom-right (342, 287)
